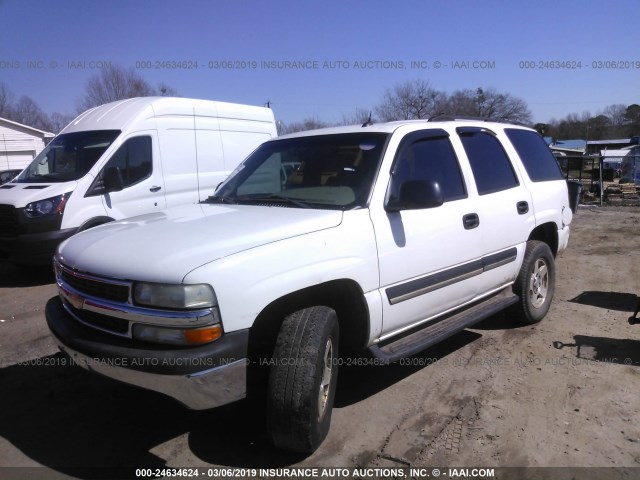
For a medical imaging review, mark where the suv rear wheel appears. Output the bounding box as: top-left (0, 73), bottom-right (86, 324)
top-left (266, 306), bottom-right (339, 453)
top-left (514, 240), bottom-right (556, 324)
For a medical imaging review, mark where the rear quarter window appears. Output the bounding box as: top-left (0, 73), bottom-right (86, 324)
top-left (505, 129), bottom-right (564, 182)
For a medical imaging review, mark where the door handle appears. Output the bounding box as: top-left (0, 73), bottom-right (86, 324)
top-left (463, 213), bottom-right (480, 230)
top-left (517, 201), bottom-right (529, 215)
top-left (150, 186), bottom-right (162, 192)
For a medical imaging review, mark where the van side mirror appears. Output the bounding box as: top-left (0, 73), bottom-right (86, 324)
top-left (385, 179), bottom-right (444, 212)
top-left (103, 167), bottom-right (124, 193)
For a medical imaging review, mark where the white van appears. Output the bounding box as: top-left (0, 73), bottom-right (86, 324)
top-left (0, 97), bottom-right (277, 265)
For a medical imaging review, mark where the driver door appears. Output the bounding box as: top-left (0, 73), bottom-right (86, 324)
top-left (100, 133), bottom-right (166, 218)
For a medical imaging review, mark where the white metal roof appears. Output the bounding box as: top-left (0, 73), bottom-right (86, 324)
top-left (0, 117), bottom-right (54, 138)
top-left (62, 97), bottom-right (275, 134)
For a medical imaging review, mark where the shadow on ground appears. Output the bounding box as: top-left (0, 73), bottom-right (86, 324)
top-left (0, 262), bottom-right (55, 288)
top-left (0, 328), bottom-right (486, 476)
top-left (553, 335), bottom-right (640, 367)
top-left (569, 291), bottom-right (639, 312)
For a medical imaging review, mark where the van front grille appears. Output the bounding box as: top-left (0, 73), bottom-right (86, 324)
top-left (0, 204), bottom-right (18, 237)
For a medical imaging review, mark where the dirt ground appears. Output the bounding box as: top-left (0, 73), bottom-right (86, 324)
top-left (1, 207), bottom-right (639, 478)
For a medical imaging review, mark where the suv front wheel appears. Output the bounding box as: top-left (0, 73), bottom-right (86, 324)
top-left (266, 306), bottom-right (339, 453)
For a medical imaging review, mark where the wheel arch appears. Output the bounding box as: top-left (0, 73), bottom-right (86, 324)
top-left (248, 279), bottom-right (370, 359)
top-left (528, 221), bottom-right (559, 256)
top-left (77, 216), bottom-right (114, 232)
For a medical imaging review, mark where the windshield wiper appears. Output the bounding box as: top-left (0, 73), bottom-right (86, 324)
top-left (241, 194), bottom-right (312, 209)
top-left (203, 194), bottom-right (237, 205)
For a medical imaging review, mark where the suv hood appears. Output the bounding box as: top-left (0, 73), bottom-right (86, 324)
top-left (57, 204), bottom-right (343, 282)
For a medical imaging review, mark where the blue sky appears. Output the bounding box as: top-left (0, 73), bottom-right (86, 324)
top-left (1, 0), bottom-right (639, 125)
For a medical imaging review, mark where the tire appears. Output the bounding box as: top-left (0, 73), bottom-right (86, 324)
top-left (514, 240), bottom-right (556, 325)
top-left (266, 306), bottom-right (339, 453)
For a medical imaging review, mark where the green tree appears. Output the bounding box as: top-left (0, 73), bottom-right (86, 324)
top-left (624, 104), bottom-right (640, 136)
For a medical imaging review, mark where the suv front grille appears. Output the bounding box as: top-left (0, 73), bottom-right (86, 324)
top-left (0, 204), bottom-right (18, 237)
top-left (67, 303), bottom-right (130, 335)
top-left (60, 269), bottom-right (130, 303)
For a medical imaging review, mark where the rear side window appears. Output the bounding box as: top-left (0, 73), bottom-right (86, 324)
top-left (391, 131), bottom-right (467, 203)
top-left (458, 128), bottom-right (518, 195)
top-left (106, 136), bottom-right (152, 187)
top-left (505, 128), bottom-right (564, 182)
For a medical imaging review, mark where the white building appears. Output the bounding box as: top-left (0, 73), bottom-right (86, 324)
top-left (601, 149), bottom-right (627, 171)
top-left (0, 117), bottom-right (54, 171)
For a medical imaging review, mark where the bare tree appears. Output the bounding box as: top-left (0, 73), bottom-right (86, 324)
top-left (587, 114), bottom-right (611, 140)
top-left (339, 107), bottom-right (373, 126)
top-left (49, 111), bottom-right (76, 133)
top-left (603, 104), bottom-right (627, 128)
top-left (442, 90), bottom-right (478, 118)
top-left (157, 83), bottom-right (179, 97)
top-left (11, 96), bottom-right (52, 131)
top-left (375, 79), bottom-right (446, 121)
top-left (0, 82), bottom-right (13, 118)
top-left (79, 65), bottom-right (156, 111)
top-left (444, 87), bottom-right (532, 124)
top-left (278, 117), bottom-right (328, 135)
top-left (548, 112), bottom-right (583, 139)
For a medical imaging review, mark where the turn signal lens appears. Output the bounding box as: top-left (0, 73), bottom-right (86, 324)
top-left (183, 325), bottom-right (223, 345)
top-left (132, 323), bottom-right (222, 345)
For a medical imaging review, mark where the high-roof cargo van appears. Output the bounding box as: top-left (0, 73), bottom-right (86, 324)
top-left (0, 97), bottom-right (277, 265)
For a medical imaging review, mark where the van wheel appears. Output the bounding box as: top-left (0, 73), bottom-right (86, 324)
top-left (266, 306), bottom-right (339, 453)
top-left (514, 241), bottom-right (555, 325)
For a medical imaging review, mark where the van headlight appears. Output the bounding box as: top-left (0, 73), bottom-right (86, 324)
top-left (25, 193), bottom-right (71, 217)
top-left (133, 282), bottom-right (217, 310)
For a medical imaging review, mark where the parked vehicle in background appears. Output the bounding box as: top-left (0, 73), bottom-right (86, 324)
top-left (0, 169), bottom-right (22, 185)
top-left (0, 97), bottom-right (277, 265)
top-left (46, 118), bottom-right (571, 453)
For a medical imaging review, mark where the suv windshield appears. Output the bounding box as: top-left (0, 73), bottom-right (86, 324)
top-left (209, 132), bottom-right (389, 209)
top-left (16, 130), bottom-right (121, 183)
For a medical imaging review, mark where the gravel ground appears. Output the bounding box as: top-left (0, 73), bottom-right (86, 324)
top-left (0, 206), bottom-right (639, 479)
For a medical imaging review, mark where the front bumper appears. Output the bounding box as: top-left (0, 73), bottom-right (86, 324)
top-left (0, 227), bottom-right (76, 265)
top-left (0, 203), bottom-right (76, 265)
top-left (46, 296), bottom-right (249, 410)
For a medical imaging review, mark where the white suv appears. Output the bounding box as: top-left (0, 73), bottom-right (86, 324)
top-left (46, 119), bottom-right (572, 453)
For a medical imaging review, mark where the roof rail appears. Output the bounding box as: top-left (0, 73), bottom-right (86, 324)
top-left (428, 115), bottom-right (525, 126)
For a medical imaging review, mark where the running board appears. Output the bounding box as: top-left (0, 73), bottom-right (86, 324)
top-left (369, 289), bottom-right (519, 363)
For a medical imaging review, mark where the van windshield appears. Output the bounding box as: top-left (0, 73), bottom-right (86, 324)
top-left (16, 130), bottom-right (121, 183)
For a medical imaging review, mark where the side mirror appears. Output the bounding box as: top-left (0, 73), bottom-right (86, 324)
top-left (103, 166), bottom-right (124, 193)
top-left (385, 179), bottom-right (444, 212)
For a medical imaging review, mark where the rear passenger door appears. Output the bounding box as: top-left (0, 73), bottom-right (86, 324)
top-left (456, 127), bottom-right (534, 291)
top-left (372, 129), bottom-right (485, 337)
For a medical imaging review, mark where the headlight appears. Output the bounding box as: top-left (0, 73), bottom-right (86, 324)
top-left (25, 193), bottom-right (71, 217)
top-left (133, 282), bottom-right (217, 309)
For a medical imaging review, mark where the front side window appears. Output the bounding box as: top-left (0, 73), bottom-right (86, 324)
top-left (104, 136), bottom-right (152, 188)
top-left (458, 128), bottom-right (519, 195)
top-left (16, 130), bottom-right (120, 183)
top-left (390, 131), bottom-right (467, 203)
top-left (210, 133), bottom-right (389, 209)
